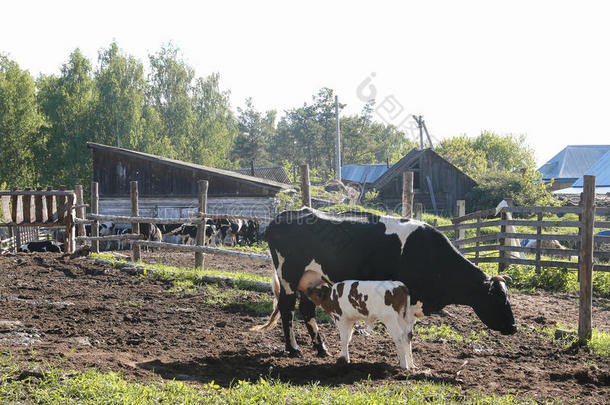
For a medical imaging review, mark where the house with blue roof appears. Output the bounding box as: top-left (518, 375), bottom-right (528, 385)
top-left (555, 150), bottom-right (610, 195)
top-left (341, 164), bottom-right (390, 186)
top-left (537, 145), bottom-right (610, 191)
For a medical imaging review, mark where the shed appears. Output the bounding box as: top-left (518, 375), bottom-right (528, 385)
top-left (372, 148), bottom-right (477, 215)
top-left (87, 142), bottom-right (293, 219)
top-left (537, 145), bottom-right (610, 191)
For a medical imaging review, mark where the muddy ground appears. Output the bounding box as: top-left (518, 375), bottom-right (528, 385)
top-left (0, 251), bottom-right (608, 403)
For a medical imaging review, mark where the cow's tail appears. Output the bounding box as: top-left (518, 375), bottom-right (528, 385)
top-left (250, 268), bottom-right (281, 332)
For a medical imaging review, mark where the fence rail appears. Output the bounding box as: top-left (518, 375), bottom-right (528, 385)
top-left (0, 187), bottom-right (77, 252)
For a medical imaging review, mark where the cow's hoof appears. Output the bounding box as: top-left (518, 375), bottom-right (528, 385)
top-left (316, 349), bottom-right (329, 358)
top-left (336, 357), bottom-right (349, 366)
top-left (287, 348), bottom-right (302, 358)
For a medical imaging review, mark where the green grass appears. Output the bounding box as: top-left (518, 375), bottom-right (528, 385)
top-left (90, 252), bottom-right (271, 288)
top-left (476, 262), bottom-right (610, 297)
top-left (541, 324), bottom-right (610, 357)
top-left (415, 324), bottom-right (488, 344)
top-left (0, 353), bottom-right (536, 404)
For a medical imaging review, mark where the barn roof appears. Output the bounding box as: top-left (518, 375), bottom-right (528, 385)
top-left (86, 142), bottom-right (292, 192)
top-left (341, 164), bottom-right (390, 184)
top-left (537, 145), bottom-right (610, 182)
top-left (232, 166), bottom-right (291, 184)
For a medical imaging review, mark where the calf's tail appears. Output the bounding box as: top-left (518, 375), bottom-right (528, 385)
top-left (250, 268), bottom-right (281, 332)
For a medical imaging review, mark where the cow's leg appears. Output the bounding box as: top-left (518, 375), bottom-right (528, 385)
top-left (299, 294), bottom-right (328, 357)
top-left (279, 289), bottom-right (300, 356)
top-left (337, 319), bottom-right (354, 364)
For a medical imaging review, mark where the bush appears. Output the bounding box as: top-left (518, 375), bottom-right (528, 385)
top-left (466, 169), bottom-right (558, 212)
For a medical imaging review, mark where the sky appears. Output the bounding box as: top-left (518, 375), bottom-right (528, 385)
top-left (2, 0), bottom-right (609, 166)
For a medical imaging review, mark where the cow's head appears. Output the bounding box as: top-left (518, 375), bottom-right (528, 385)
top-left (473, 275), bottom-right (517, 335)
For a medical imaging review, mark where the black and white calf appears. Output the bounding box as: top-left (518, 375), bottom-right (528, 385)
top-left (252, 208), bottom-right (516, 357)
top-left (306, 279), bottom-right (423, 369)
top-left (18, 240), bottom-right (63, 253)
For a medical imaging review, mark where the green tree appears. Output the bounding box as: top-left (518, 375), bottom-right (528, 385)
top-left (436, 132), bottom-right (536, 180)
top-left (37, 49), bottom-right (95, 187)
top-left (0, 55), bottom-right (45, 187)
top-left (466, 169), bottom-right (557, 211)
top-left (92, 42), bottom-right (146, 149)
top-left (190, 73), bottom-right (237, 168)
top-left (232, 98), bottom-right (276, 168)
top-left (146, 43), bottom-right (194, 158)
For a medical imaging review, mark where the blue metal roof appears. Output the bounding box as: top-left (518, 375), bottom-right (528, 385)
top-left (538, 145), bottom-right (610, 181)
top-left (341, 164), bottom-right (390, 184)
top-left (571, 150), bottom-right (610, 187)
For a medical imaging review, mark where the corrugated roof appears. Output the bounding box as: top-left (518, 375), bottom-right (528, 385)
top-left (233, 166), bottom-right (291, 184)
top-left (341, 164), bottom-right (390, 184)
top-left (537, 145), bottom-right (610, 181)
top-left (570, 150), bottom-right (610, 187)
top-left (86, 142), bottom-right (292, 191)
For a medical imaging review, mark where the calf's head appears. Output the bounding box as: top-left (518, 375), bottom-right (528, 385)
top-left (305, 281), bottom-right (331, 307)
top-left (473, 275), bottom-right (517, 335)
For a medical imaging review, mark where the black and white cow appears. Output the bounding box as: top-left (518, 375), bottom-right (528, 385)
top-left (18, 240), bottom-right (63, 253)
top-left (252, 208), bottom-right (517, 357)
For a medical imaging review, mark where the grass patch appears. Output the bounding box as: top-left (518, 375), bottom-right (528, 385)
top-left (0, 353), bottom-right (536, 404)
top-left (477, 262), bottom-right (610, 298)
top-left (415, 324), bottom-right (487, 344)
top-left (90, 252), bottom-right (270, 287)
top-left (541, 324), bottom-right (610, 357)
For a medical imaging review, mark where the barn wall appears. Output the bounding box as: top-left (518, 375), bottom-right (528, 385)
top-left (93, 149), bottom-right (275, 198)
top-left (378, 152), bottom-right (476, 215)
top-left (99, 197), bottom-right (278, 220)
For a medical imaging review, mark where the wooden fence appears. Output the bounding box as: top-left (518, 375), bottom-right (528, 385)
top-left (434, 175), bottom-right (608, 343)
top-left (76, 180), bottom-right (272, 268)
top-left (0, 187), bottom-right (78, 253)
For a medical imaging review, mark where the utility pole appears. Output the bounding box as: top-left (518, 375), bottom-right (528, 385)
top-left (416, 115), bottom-right (423, 149)
top-left (335, 95), bottom-right (341, 181)
top-left (412, 115), bottom-right (434, 150)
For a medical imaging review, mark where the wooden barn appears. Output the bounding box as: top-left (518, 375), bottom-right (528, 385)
top-left (372, 148), bottom-right (477, 215)
top-left (87, 143), bottom-right (294, 219)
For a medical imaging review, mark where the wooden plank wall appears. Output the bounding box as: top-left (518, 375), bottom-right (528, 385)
top-left (98, 197), bottom-right (278, 221)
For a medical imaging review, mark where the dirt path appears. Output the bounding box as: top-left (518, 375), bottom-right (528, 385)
top-left (0, 252), bottom-right (608, 403)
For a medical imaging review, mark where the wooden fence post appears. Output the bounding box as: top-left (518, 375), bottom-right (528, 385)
top-left (535, 212), bottom-right (543, 273)
top-left (414, 203), bottom-right (423, 221)
top-left (195, 180), bottom-right (209, 269)
top-left (11, 187), bottom-right (20, 249)
top-left (456, 200), bottom-right (466, 241)
top-left (300, 164), bottom-right (311, 207)
top-left (75, 184), bottom-right (86, 242)
top-left (131, 181), bottom-right (141, 262)
top-left (66, 191), bottom-right (76, 253)
top-left (35, 187), bottom-right (45, 223)
top-left (498, 198), bottom-right (511, 273)
top-left (23, 187), bottom-right (32, 224)
top-left (578, 175), bottom-right (595, 344)
top-left (91, 182), bottom-right (99, 253)
top-left (57, 186), bottom-right (67, 224)
top-left (402, 171), bottom-right (414, 218)
top-left (46, 186), bottom-right (56, 223)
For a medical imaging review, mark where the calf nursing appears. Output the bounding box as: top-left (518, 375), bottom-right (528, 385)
top-left (305, 280), bottom-right (423, 369)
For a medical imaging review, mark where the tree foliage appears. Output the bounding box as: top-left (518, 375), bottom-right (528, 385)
top-left (0, 55), bottom-right (45, 187)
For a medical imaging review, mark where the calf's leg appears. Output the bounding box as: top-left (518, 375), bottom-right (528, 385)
top-left (337, 319), bottom-right (355, 364)
top-left (386, 319), bottom-right (408, 369)
top-left (298, 294), bottom-right (328, 357)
